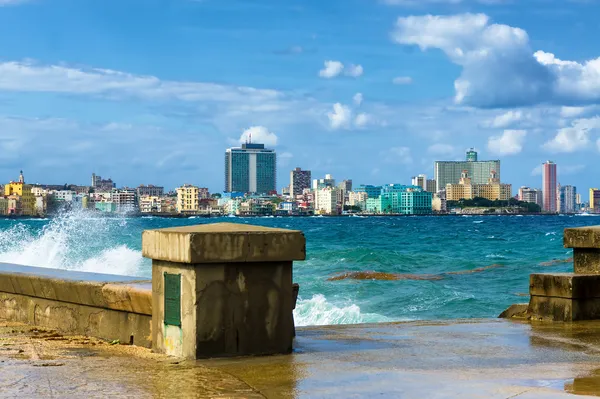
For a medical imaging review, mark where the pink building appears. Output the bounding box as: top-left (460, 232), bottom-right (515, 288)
top-left (542, 161), bottom-right (557, 213)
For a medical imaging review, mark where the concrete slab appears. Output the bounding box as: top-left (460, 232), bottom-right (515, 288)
top-left (142, 222), bottom-right (306, 264)
top-left (564, 226), bottom-right (600, 249)
top-left (4, 318), bottom-right (600, 398)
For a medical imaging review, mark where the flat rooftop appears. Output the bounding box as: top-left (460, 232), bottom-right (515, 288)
top-left (3, 319), bottom-right (600, 398)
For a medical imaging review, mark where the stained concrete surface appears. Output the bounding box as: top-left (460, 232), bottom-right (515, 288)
top-left (4, 318), bottom-right (600, 398)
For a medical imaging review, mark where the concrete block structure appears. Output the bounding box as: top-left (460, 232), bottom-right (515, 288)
top-left (528, 226), bottom-right (600, 321)
top-left (142, 222), bottom-right (306, 359)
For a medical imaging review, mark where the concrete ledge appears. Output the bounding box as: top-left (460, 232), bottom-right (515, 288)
top-left (0, 263), bottom-right (152, 347)
top-left (0, 263), bottom-right (152, 315)
top-left (498, 303), bottom-right (528, 319)
top-left (530, 273), bottom-right (600, 299)
top-left (564, 226), bottom-right (600, 249)
top-left (142, 223), bottom-right (306, 264)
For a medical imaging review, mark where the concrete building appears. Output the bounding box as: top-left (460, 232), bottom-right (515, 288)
top-left (426, 179), bottom-right (436, 193)
top-left (434, 149), bottom-right (500, 192)
top-left (590, 188), bottom-right (600, 212)
top-left (314, 187), bottom-right (339, 215)
top-left (111, 189), bottom-right (138, 212)
top-left (95, 201), bottom-right (116, 213)
top-left (225, 143), bottom-right (276, 194)
top-left (4, 171), bottom-right (35, 216)
top-left (176, 184), bottom-right (200, 213)
top-left (558, 185), bottom-right (577, 213)
top-left (411, 175), bottom-right (427, 190)
top-left (366, 185), bottom-right (432, 215)
top-left (446, 171), bottom-right (511, 201)
top-left (348, 191), bottom-right (368, 210)
top-left (312, 174), bottom-right (336, 190)
top-left (137, 185), bottom-right (164, 198)
top-left (542, 161), bottom-right (557, 213)
top-left (91, 174), bottom-right (116, 191)
top-left (518, 187), bottom-right (543, 209)
top-left (139, 196), bottom-right (164, 213)
top-left (354, 185), bottom-right (382, 199)
top-left (290, 168), bottom-right (311, 197)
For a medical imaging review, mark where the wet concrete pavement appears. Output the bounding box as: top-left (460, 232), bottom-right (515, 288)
top-left (4, 318), bottom-right (600, 398)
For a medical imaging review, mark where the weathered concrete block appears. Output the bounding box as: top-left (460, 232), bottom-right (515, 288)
top-left (529, 273), bottom-right (600, 321)
top-left (143, 223), bottom-right (306, 359)
top-left (564, 226), bottom-right (600, 274)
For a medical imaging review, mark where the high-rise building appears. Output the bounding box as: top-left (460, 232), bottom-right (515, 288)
top-left (542, 161), bottom-right (557, 213)
top-left (434, 149), bottom-right (500, 192)
top-left (426, 179), bottom-right (436, 193)
top-left (590, 188), bottom-right (600, 212)
top-left (354, 185), bottom-right (383, 199)
top-left (314, 187), bottom-right (339, 215)
top-left (290, 168), bottom-right (311, 197)
top-left (225, 143), bottom-right (276, 194)
top-left (312, 174), bottom-right (336, 190)
top-left (558, 185), bottom-right (577, 213)
top-left (411, 174), bottom-right (427, 190)
top-left (111, 188), bottom-right (138, 212)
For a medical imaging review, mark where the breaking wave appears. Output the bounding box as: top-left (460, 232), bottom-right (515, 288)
top-left (0, 209), bottom-right (145, 276)
top-left (293, 294), bottom-right (391, 326)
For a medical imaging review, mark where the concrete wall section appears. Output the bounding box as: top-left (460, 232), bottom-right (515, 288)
top-left (0, 263), bottom-right (152, 347)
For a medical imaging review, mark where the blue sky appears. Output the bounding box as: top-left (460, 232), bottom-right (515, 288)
top-left (1, 0), bottom-right (599, 196)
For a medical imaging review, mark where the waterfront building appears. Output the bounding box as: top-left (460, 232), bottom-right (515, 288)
top-left (312, 174), bottom-right (336, 190)
top-left (278, 201), bottom-right (298, 215)
top-left (314, 187), bottom-right (339, 215)
top-left (139, 196), bottom-right (164, 213)
top-left (198, 187), bottom-right (210, 199)
top-left (0, 197), bottom-right (7, 215)
top-left (4, 171), bottom-right (35, 216)
top-left (91, 174), bottom-right (116, 191)
top-left (446, 171), bottom-right (511, 201)
top-left (558, 185), bottom-right (577, 213)
top-left (71, 185), bottom-right (91, 195)
top-left (111, 189), bottom-right (138, 212)
top-left (137, 185), bottom-right (164, 198)
top-left (590, 188), bottom-right (600, 213)
top-left (290, 168), bottom-right (311, 197)
top-left (225, 143), bottom-right (276, 194)
top-left (354, 185), bottom-right (383, 199)
top-left (432, 194), bottom-right (447, 213)
top-left (426, 179), bottom-right (436, 193)
top-left (176, 184), bottom-right (200, 213)
top-left (411, 175), bottom-right (427, 191)
top-left (518, 187), bottom-right (543, 209)
top-left (542, 161), bottom-right (557, 213)
top-left (348, 191), bottom-right (368, 210)
top-left (434, 149), bottom-right (500, 192)
top-left (52, 190), bottom-right (77, 202)
top-left (366, 185), bottom-right (432, 215)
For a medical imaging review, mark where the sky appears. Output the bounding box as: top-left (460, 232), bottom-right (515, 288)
top-left (1, 0), bottom-right (600, 195)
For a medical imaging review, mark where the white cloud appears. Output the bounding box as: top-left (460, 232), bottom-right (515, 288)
top-left (319, 60), bottom-right (344, 78)
top-left (487, 129), bottom-right (527, 155)
top-left (345, 64), bottom-right (364, 77)
top-left (354, 113), bottom-right (370, 127)
top-left (427, 143), bottom-right (456, 155)
top-left (328, 103), bottom-right (352, 129)
top-left (238, 126), bottom-right (278, 146)
top-left (353, 93), bottom-right (363, 106)
top-left (486, 110), bottom-right (525, 128)
top-left (392, 76), bottom-right (413, 85)
top-left (531, 164), bottom-right (542, 176)
top-left (384, 146), bottom-right (413, 164)
top-left (543, 117), bottom-right (600, 153)
top-left (0, 61), bottom-right (282, 104)
top-left (392, 13), bottom-right (600, 107)
top-left (560, 106), bottom-right (587, 118)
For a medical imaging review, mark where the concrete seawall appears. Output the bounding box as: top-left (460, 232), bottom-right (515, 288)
top-left (0, 263), bottom-right (152, 347)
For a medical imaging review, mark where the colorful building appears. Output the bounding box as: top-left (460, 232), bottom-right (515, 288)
top-left (542, 161), bottom-right (557, 213)
top-left (366, 185), bottom-right (432, 215)
top-left (176, 184), bottom-right (200, 213)
top-left (4, 171), bottom-right (36, 216)
top-left (446, 171), bottom-right (511, 201)
top-left (590, 188), bottom-right (600, 212)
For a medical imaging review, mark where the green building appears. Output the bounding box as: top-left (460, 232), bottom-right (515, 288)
top-left (95, 201), bottom-right (117, 213)
top-left (365, 185), bottom-right (432, 215)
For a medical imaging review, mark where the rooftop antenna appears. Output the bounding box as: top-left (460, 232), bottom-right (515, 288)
top-left (249, 132), bottom-right (252, 144)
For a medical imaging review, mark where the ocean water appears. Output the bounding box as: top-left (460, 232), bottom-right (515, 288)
top-left (0, 210), bottom-right (597, 327)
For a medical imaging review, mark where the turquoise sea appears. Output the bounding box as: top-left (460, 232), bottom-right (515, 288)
top-left (0, 211), bottom-right (596, 326)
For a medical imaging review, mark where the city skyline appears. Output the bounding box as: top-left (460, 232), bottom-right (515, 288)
top-left (1, 1), bottom-right (600, 191)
